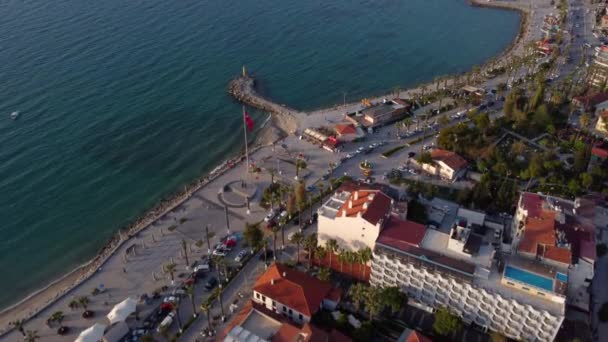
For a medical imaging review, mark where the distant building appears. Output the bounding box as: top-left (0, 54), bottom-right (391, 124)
top-left (601, 15), bottom-right (608, 29)
top-left (334, 123), bottom-right (363, 142)
top-left (419, 149), bottom-right (468, 182)
top-left (252, 263), bottom-right (341, 325)
top-left (346, 98), bottom-right (410, 130)
top-left (536, 39), bottom-right (555, 55)
top-left (591, 146), bottom-right (608, 163)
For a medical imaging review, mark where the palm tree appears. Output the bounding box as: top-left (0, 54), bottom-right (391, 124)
top-left (200, 300), bottom-right (213, 333)
top-left (10, 319), bottom-right (25, 336)
top-left (78, 296), bottom-right (89, 311)
top-left (23, 330), bottom-right (39, 342)
top-left (49, 311), bottom-right (64, 327)
top-left (345, 251), bottom-right (356, 275)
top-left (290, 232), bottom-right (304, 264)
top-left (348, 283), bottom-right (367, 312)
top-left (380, 286), bottom-right (407, 315)
top-left (295, 159), bottom-right (307, 180)
top-left (217, 285), bottom-right (226, 322)
top-left (358, 247), bottom-right (372, 279)
top-left (317, 183), bottom-right (325, 203)
top-left (181, 239), bottom-right (190, 268)
top-left (173, 302), bottom-right (183, 333)
top-left (212, 255), bottom-right (227, 284)
top-left (580, 113), bottom-right (591, 128)
top-left (204, 224), bottom-right (214, 254)
top-left (186, 285), bottom-right (197, 317)
top-left (304, 233), bottom-right (318, 270)
top-left (326, 239), bottom-right (338, 270)
top-left (68, 299), bottom-right (79, 311)
top-left (268, 167), bottom-right (276, 184)
top-left (315, 246), bottom-right (327, 266)
top-left (164, 262), bottom-right (177, 285)
top-left (318, 267), bottom-right (332, 282)
top-left (271, 225), bottom-right (281, 260)
top-left (337, 249), bottom-right (346, 273)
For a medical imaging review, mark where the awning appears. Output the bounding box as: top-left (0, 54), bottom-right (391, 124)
top-left (106, 297), bottom-right (137, 325)
top-left (75, 323), bottom-right (106, 342)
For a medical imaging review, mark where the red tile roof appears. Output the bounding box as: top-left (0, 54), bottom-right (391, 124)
top-left (406, 331), bottom-right (433, 342)
top-left (592, 147), bottom-right (608, 159)
top-left (518, 214), bottom-right (556, 254)
top-left (542, 245), bottom-right (572, 264)
top-left (272, 322), bottom-right (302, 342)
top-left (520, 192), bottom-right (544, 218)
top-left (377, 216), bottom-right (427, 248)
top-left (335, 124), bottom-right (357, 135)
top-left (272, 322), bottom-right (352, 342)
top-left (430, 149), bottom-right (468, 170)
top-left (337, 189), bottom-right (392, 225)
top-left (253, 263), bottom-right (333, 317)
top-left (573, 92), bottom-right (608, 108)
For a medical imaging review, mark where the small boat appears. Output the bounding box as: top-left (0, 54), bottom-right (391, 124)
top-left (10, 111), bottom-right (19, 120)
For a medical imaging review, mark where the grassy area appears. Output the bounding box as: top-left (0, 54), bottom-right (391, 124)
top-left (381, 145), bottom-right (407, 158)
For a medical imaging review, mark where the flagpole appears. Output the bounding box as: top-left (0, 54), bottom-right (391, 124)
top-left (243, 105), bottom-right (249, 179)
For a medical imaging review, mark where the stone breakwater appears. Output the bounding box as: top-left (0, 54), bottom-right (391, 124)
top-left (0, 145), bottom-right (262, 336)
top-left (228, 75), bottom-right (300, 135)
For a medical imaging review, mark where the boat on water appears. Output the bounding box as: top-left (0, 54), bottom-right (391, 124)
top-left (10, 111), bottom-right (19, 120)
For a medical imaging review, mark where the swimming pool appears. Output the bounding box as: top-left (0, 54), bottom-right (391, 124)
top-left (504, 265), bottom-right (553, 292)
top-left (556, 272), bottom-right (568, 283)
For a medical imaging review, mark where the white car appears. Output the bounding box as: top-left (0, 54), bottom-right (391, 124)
top-left (212, 249), bottom-right (227, 257)
top-left (264, 211), bottom-right (277, 222)
top-left (346, 153), bottom-right (355, 158)
top-left (162, 296), bottom-right (180, 304)
top-left (235, 249), bottom-right (249, 262)
top-left (357, 147), bottom-right (365, 153)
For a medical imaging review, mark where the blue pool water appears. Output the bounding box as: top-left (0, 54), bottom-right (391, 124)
top-left (556, 272), bottom-right (568, 283)
top-left (504, 265), bottom-right (554, 292)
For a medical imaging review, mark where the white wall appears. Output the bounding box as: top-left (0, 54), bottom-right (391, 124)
top-left (252, 290), bottom-right (310, 324)
top-left (317, 214), bottom-right (381, 252)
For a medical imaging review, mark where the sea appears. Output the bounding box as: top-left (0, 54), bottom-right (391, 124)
top-left (0, 0), bottom-right (519, 308)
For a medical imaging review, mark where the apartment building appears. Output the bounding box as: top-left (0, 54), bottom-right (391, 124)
top-left (316, 182), bottom-right (397, 252)
top-left (371, 206), bottom-right (566, 341)
top-left (589, 46), bottom-right (608, 88)
top-left (419, 149), bottom-right (468, 182)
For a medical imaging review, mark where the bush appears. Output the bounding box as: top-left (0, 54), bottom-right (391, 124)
top-left (433, 307), bottom-right (463, 336)
top-left (381, 145), bottom-right (406, 158)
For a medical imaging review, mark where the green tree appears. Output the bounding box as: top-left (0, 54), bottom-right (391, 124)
top-left (271, 225), bottom-right (280, 261)
top-left (380, 286), bottom-right (407, 315)
top-left (568, 179), bottom-right (581, 195)
top-left (533, 104), bottom-right (552, 130)
top-left (438, 115), bottom-right (449, 126)
top-left (433, 307), bottom-right (463, 336)
top-left (49, 311), bottom-right (64, 326)
top-left (573, 144), bottom-right (591, 173)
top-left (304, 233), bottom-right (318, 270)
top-left (244, 222), bottom-right (263, 250)
top-left (24, 330), bottom-right (40, 342)
top-left (315, 246), bottom-right (327, 265)
top-left (580, 112), bottom-right (591, 128)
top-left (200, 301), bottom-right (213, 333)
top-left (364, 287), bottom-right (383, 321)
top-left (580, 172), bottom-right (593, 189)
top-left (290, 232), bottom-right (304, 264)
top-left (528, 83), bottom-right (544, 110)
top-left (186, 285), bottom-right (197, 317)
top-left (348, 283), bottom-right (367, 312)
top-left (326, 239), bottom-right (338, 269)
top-left (417, 152), bottom-right (433, 164)
top-left (318, 267), bottom-right (332, 282)
top-left (164, 263), bottom-right (177, 285)
top-left (474, 112), bottom-right (490, 134)
top-left (295, 159), bottom-right (307, 180)
top-left (9, 319), bottom-right (26, 336)
top-left (181, 239), bottom-right (190, 268)
top-left (358, 247), bottom-right (372, 279)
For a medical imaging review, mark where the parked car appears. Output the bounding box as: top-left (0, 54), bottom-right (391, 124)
top-left (204, 277), bottom-right (218, 291)
top-left (235, 249), bottom-right (249, 262)
top-left (157, 312), bottom-right (175, 332)
top-left (279, 210), bottom-right (288, 219)
top-left (212, 249), bottom-right (226, 257)
top-left (194, 263), bottom-right (210, 274)
top-left (264, 210), bottom-right (277, 222)
top-left (223, 239), bottom-right (236, 248)
top-left (162, 296), bottom-right (180, 304)
top-left (408, 152), bottom-right (416, 158)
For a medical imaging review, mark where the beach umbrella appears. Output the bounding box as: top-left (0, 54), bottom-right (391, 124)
top-left (75, 322), bottom-right (106, 342)
top-left (106, 297), bottom-right (137, 325)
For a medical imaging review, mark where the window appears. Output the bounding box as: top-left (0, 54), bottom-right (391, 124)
top-left (289, 309), bottom-right (293, 315)
top-left (299, 314), bottom-right (303, 320)
top-left (283, 306), bottom-right (287, 312)
top-left (255, 293), bottom-right (260, 299)
top-left (261, 296), bottom-right (266, 302)
top-left (272, 301), bottom-right (276, 307)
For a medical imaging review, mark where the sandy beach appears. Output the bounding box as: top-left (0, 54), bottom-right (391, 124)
top-left (0, 0), bottom-right (542, 338)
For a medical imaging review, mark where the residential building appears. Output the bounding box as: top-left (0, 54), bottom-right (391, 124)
top-left (221, 303), bottom-right (351, 342)
top-left (420, 149), bottom-right (468, 182)
top-left (252, 263), bottom-right (341, 325)
top-left (317, 182), bottom-right (395, 251)
top-left (572, 92), bottom-right (608, 111)
top-left (591, 146), bottom-right (608, 164)
top-left (371, 205), bottom-right (568, 341)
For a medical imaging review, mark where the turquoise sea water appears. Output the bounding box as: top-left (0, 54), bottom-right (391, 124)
top-left (0, 0), bottom-right (519, 307)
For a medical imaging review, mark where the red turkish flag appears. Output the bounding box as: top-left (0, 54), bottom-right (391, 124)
top-left (244, 110), bottom-right (254, 131)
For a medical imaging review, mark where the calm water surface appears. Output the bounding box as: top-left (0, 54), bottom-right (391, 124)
top-left (0, 0), bottom-right (519, 307)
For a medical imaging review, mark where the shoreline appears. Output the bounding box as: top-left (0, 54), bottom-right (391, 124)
top-left (0, 0), bottom-right (533, 333)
